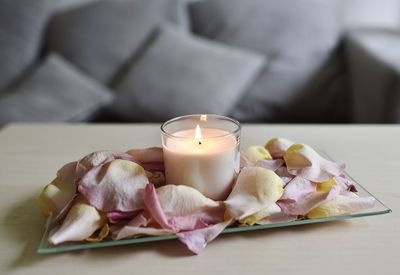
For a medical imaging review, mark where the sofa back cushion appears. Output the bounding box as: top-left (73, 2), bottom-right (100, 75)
top-left (112, 25), bottom-right (266, 121)
top-left (0, 54), bottom-right (114, 126)
top-left (47, 0), bottom-right (189, 84)
top-left (190, 0), bottom-right (345, 122)
top-left (0, 0), bottom-right (50, 92)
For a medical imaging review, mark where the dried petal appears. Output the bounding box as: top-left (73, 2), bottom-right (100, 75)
top-left (307, 192), bottom-right (375, 219)
top-left (78, 159), bottom-right (148, 212)
top-left (278, 184), bottom-right (342, 216)
top-left (176, 219), bottom-right (233, 254)
top-left (113, 211), bottom-right (175, 240)
top-left (48, 196), bottom-right (106, 245)
top-left (239, 203), bottom-right (282, 225)
top-left (86, 223), bottom-right (110, 243)
top-left (265, 138), bottom-right (294, 159)
top-left (284, 144), bottom-right (345, 182)
top-left (107, 210), bottom-right (139, 224)
top-left (225, 167), bottom-right (284, 220)
top-left (76, 150), bottom-right (134, 180)
top-left (241, 146), bottom-right (272, 165)
top-left (38, 162), bottom-right (77, 220)
top-left (127, 147), bottom-right (164, 171)
top-left (255, 159), bottom-right (285, 171)
top-left (281, 176), bottom-right (317, 201)
top-left (144, 184), bottom-right (224, 231)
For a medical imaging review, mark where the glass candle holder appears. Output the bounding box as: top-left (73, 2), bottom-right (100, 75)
top-left (161, 114), bottom-right (241, 200)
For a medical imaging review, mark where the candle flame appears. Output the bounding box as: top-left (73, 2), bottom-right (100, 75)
top-left (195, 124), bottom-right (202, 140)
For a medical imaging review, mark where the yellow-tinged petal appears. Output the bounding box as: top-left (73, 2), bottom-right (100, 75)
top-left (307, 193), bottom-right (376, 219)
top-left (86, 223), bottom-right (110, 243)
top-left (265, 137), bottom-right (295, 159)
top-left (38, 162), bottom-right (77, 218)
top-left (48, 196), bottom-right (106, 245)
top-left (225, 167), bottom-right (284, 220)
top-left (317, 178), bottom-right (337, 192)
top-left (242, 146), bottom-right (272, 164)
top-left (239, 204), bottom-right (281, 225)
top-left (156, 185), bottom-right (220, 216)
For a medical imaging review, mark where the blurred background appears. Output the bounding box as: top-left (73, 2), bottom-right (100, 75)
top-left (1, 0), bottom-right (400, 126)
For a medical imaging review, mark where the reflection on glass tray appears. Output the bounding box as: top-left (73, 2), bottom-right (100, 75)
top-left (37, 151), bottom-right (392, 254)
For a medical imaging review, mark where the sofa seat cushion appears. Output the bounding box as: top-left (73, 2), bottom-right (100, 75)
top-left (112, 25), bottom-right (265, 121)
top-left (0, 54), bottom-right (114, 126)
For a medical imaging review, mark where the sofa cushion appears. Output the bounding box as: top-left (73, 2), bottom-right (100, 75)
top-left (47, 0), bottom-right (189, 84)
top-left (189, 0), bottom-right (342, 122)
top-left (346, 29), bottom-right (400, 123)
top-left (0, 54), bottom-right (114, 127)
top-left (112, 25), bottom-right (265, 121)
top-left (0, 0), bottom-right (50, 92)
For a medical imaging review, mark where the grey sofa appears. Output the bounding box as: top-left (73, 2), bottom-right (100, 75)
top-left (1, 0), bottom-right (400, 127)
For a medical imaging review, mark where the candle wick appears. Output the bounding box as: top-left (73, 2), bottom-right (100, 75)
top-left (198, 141), bottom-right (202, 145)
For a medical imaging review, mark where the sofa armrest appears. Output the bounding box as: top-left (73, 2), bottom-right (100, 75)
top-left (345, 29), bottom-right (400, 123)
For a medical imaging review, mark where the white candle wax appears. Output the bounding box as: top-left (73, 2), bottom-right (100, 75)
top-left (163, 128), bottom-right (240, 200)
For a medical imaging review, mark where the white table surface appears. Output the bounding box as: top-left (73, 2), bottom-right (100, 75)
top-left (0, 123), bottom-right (398, 275)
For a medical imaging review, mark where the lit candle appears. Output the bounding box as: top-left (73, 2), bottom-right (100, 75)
top-left (161, 115), bottom-right (241, 200)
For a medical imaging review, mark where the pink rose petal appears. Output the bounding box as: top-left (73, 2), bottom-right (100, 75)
top-left (334, 176), bottom-right (358, 192)
top-left (144, 184), bottom-right (225, 231)
top-left (255, 159), bottom-right (285, 171)
top-left (76, 150), bottom-right (135, 180)
top-left (112, 211), bottom-right (175, 240)
top-left (107, 210), bottom-right (140, 224)
top-left (284, 144), bottom-right (345, 182)
top-left (127, 147), bottom-right (164, 171)
top-left (278, 184), bottom-right (342, 216)
top-left (275, 166), bottom-right (295, 185)
top-left (78, 159), bottom-right (148, 212)
top-left (265, 138), bottom-right (295, 159)
top-left (176, 219), bottom-right (233, 254)
top-left (281, 176), bottom-right (317, 202)
top-left (143, 183), bottom-right (174, 230)
top-left (256, 204), bottom-right (297, 224)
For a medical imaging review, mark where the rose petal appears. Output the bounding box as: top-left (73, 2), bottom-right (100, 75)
top-left (254, 204), bottom-right (297, 225)
top-left (284, 144), bottom-right (345, 182)
top-left (334, 176), bottom-right (358, 192)
top-left (225, 167), bottom-right (284, 220)
top-left (239, 203), bottom-right (282, 225)
top-left (146, 171), bottom-right (166, 187)
top-left (78, 159), bottom-right (148, 212)
top-left (107, 210), bottom-right (140, 224)
top-left (255, 159), bottom-right (285, 171)
top-left (48, 196), bottom-right (106, 245)
top-left (143, 183), bottom-right (174, 230)
top-left (38, 162), bottom-right (77, 221)
top-left (275, 166), bottom-right (295, 184)
top-left (278, 184), bottom-right (342, 216)
top-left (176, 219), bottom-right (233, 254)
top-left (144, 184), bottom-right (224, 231)
top-left (307, 192), bottom-right (376, 218)
top-left (86, 223), bottom-right (110, 243)
top-left (265, 138), bottom-right (295, 159)
top-left (281, 176), bottom-right (317, 201)
top-left (113, 211), bottom-right (175, 240)
top-left (76, 150), bottom-right (135, 180)
top-left (241, 146), bottom-right (272, 165)
top-left (127, 147), bottom-right (164, 171)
